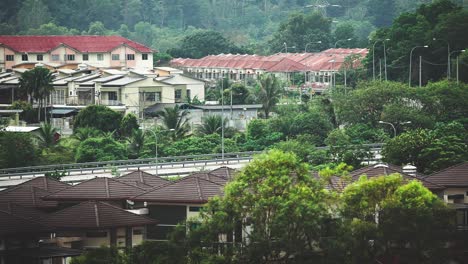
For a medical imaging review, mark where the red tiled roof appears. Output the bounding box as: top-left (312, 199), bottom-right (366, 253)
top-left (349, 164), bottom-right (444, 190)
top-left (426, 162), bottom-right (468, 187)
top-left (131, 176), bottom-right (224, 204)
top-left (41, 201), bottom-right (157, 230)
top-left (0, 35), bottom-right (152, 53)
top-left (43, 177), bottom-right (146, 201)
top-left (117, 170), bottom-right (169, 188)
top-left (0, 186), bottom-right (59, 208)
top-left (170, 49), bottom-right (368, 73)
top-left (186, 172), bottom-right (229, 185)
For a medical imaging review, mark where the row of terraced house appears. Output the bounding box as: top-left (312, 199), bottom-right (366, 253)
top-left (1, 163), bottom-right (468, 263)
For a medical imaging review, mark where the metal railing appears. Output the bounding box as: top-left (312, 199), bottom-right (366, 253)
top-left (0, 151), bottom-right (262, 179)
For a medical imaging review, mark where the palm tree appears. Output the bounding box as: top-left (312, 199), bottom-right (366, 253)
top-left (127, 129), bottom-right (145, 158)
top-left (196, 115), bottom-right (227, 136)
top-left (156, 105), bottom-right (190, 140)
top-left (19, 67), bottom-right (54, 122)
top-left (35, 122), bottom-right (58, 147)
top-left (254, 74), bottom-right (283, 118)
top-left (73, 127), bottom-right (102, 141)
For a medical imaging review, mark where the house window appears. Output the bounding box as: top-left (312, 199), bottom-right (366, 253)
top-left (112, 54), bottom-right (120, 60)
top-left (108, 91), bottom-right (118, 101)
top-left (97, 54), bottom-right (104, 61)
top-left (142, 54), bottom-right (148, 60)
top-left (64, 54), bottom-right (75, 61)
top-left (127, 54), bottom-right (135, 60)
top-left (5, 55), bottom-right (14, 61)
top-left (82, 54), bottom-right (89, 61)
top-left (145, 92), bottom-right (161, 102)
top-left (189, 206), bottom-right (202, 212)
top-left (186, 89), bottom-right (191, 100)
top-left (21, 54), bottom-right (28, 61)
top-left (175, 90), bottom-right (182, 100)
top-left (51, 90), bottom-right (66, 105)
top-left (37, 55), bottom-right (43, 61)
top-left (51, 54), bottom-right (60, 61)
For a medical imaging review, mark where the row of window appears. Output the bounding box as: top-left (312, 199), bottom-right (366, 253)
top-left (6, 53), bottom-right (149, 62)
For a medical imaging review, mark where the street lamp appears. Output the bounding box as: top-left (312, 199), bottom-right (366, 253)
top-left (372, 39), bottom-right (390, 81)
top-left (432, 38), bottom-right (450, 79)
top-left (334, 38), bottom-right (352, 49)
top-left (379, 121), bottom-right (411, 137)
top-left (144, 127), bottom-right (174, 176)
top-left (449, 49), bottom-right (466, 84)
top-left (408, 45), bottom-right (428, 87)
top-left (305, 41), bottom-right (322, 53)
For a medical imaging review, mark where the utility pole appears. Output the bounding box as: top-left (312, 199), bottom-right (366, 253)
top-left (419, 56), bottom-right (422, 87)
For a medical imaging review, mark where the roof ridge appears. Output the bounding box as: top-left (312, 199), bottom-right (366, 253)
top-left (94, 201), bottom-right (100, 227)
top-left (195, 177), bottom-right (203, 201)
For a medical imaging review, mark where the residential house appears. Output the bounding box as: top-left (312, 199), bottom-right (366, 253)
top-left (170, 48), bottom-right (368, 92)
top-left (0, 36), bottom-right (153, 71)
top-left (425, 162), bottom-right (468, 229)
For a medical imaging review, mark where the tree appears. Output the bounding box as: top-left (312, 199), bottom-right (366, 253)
top-left (73, 105), bottom-right (123, 133)
top-left (339, 174), bottom-right (453, 263)
top-left (0, 132), bottom-right (37, 168)
top-left (17, 0), bottom-right (51, 30)
top-left (87, 21), bottom-right (108, 35)
top-left (70, 246), bottom-right (125, 264)
top-left (167, 30), bottom-right (246, 59)
top-left (195, 115), bottom-right (226, 136)
top-left (75, 137), bottom-right (127, 162)
top-left (325, 129), bottom-right (372, 169)
top-left (26, 22), bottom-right (78, 35)
top-left (119, 113), bottom-right (139, 138)
top-left (156, 105), bottom-right (190, 140)
top-left (194, 150), bottom-right (332, 262)
top-left (35, 122), bottom-right (58, 148)
top-left (382, 122), bottom-right (468, 174)
top-left (253, 74), bottom-right (283, 119)
top-left (127, 128), bottom-right (145, 159)
top-left (268, 11), bottom-right (332, 52)
top-left (73, 127), bottom-right (103, 141)
top-left (223, 83), bottom-right (250, 105)
top-left (18, 67), bottom-right (54, 122)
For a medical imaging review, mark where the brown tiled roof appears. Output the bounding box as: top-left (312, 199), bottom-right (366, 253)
top-left (0, 186), bottom-right (58, 208)
top-left (43, 177), bottom-right (146, 201)
top-left (117, 170), bottom-right (169, 188)
top-left (209, 166), bottom-right (236, 180)
top-left (0, 176), bottom-right (70, 193)
top-left (131, 176), bottom-right (224, 204)
top-left (0, 202), bottom-right (47, 220)
top-left (188, 172), bottom-right (229, 185)
top-left (41, 201), bottom-right (157, 230)
top-left (426, 162), bottom-right (468, 187)
top-left (0, 210), bottom-right (49, 236)
top-left (311, 172), bottom-right (348, 191)
top-left (349, 164), bottom-right (444, 190)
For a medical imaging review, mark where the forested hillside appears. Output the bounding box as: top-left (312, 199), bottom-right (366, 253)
top-left (1, 0), bottom-right (466, 54)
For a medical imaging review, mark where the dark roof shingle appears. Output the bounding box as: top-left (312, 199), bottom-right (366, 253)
top-left (41, 201), bottom-right (157, 229)
top-left (0, 186), bottom-right (59, 208)
top-left (117, 170), bottom-right (169, 188)
top-left (426, 162), bottom-right (468, 187)
top-left (131, 176), bottom-right (224, 204)
top-left (43, 177), bottom-right (146, 201)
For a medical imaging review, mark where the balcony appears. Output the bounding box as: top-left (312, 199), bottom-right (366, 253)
top-left (101, 99), bottom-right (124, 106)
top-left (66, 97), bottom-right (93, 106)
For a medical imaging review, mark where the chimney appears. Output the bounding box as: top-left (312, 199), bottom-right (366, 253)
top-left (402, 164), bottom-right (417, 177)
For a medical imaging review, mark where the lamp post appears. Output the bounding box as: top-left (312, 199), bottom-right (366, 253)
top-left (450, 49), bottom-right (466, 84)
top-left (334, 38), bottom-right (352, 49)
top-left (220, 77), bottom-right (225, 160)
top-left (305, 41), bottom-right (322, 53)
top-left (408, 45), bottom-right (428, 87)
top-left (379, 121), bottom-right (411, 137)
top-left (372, 39), bottom-right (390, 81)
top-left (432, 38), bottom-right (450, 79)
top-left (144, 127), bottom-right (174, 176)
